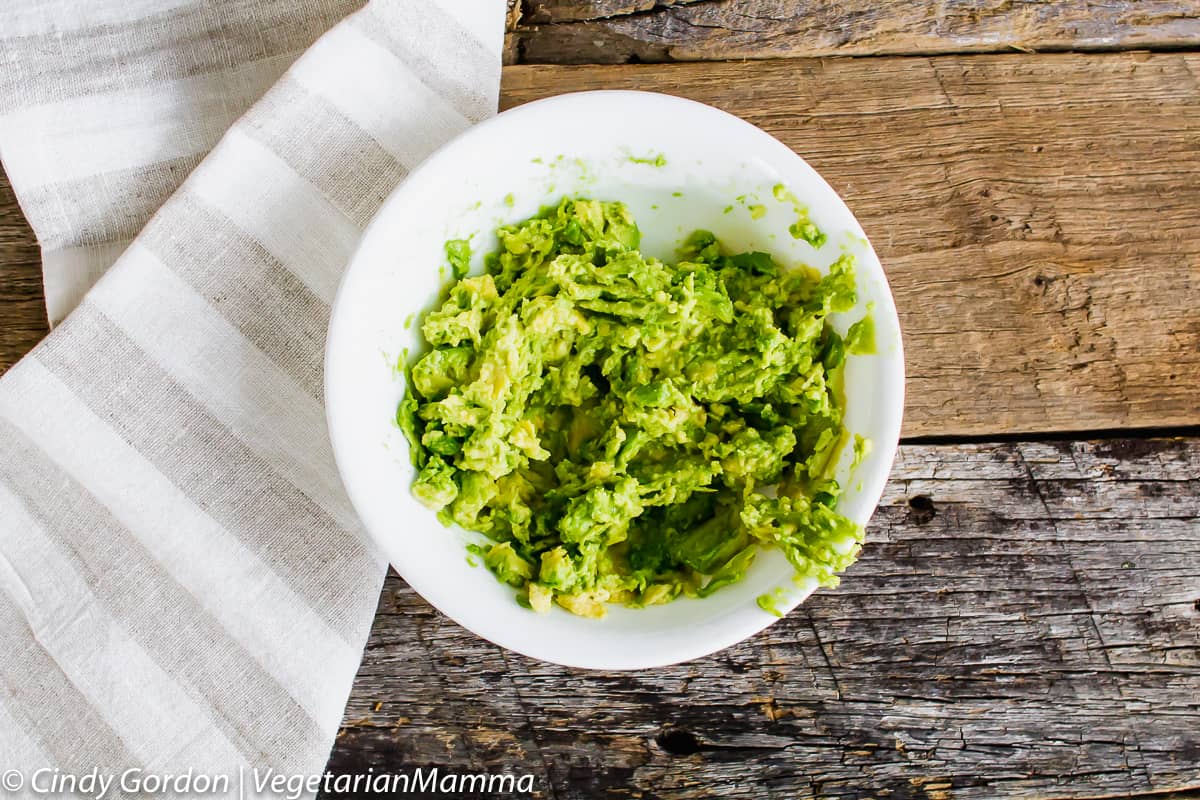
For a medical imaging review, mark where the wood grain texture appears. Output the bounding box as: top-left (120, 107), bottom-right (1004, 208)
top-left (324, 437), bottom-right (1200, 799)
top-left (0, 168), bottom-right (46, 377)
top-left (4, 54), bottom-right (1199, 434)
top-left (502, 53), bottom-right (1200, 438)
top-left (0, 13), bottom-right (1193, 798)
top-left (507, 0), bottom-right (1200, 65)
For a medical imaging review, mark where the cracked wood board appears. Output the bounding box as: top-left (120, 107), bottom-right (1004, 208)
top-left (501, 52), bottom-right (1200, 438)
top-left (504, 0), bottom-right (1200, 64)
top-left (325, 437), bottom-right (1200, 799)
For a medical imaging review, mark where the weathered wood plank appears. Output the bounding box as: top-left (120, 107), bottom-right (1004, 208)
top-left (508, 0), bottom-right (1200, 65)
top-left (501, 53), bottom-right (1200, 438)
top-left (0, 168), bottom-right (45, 377)
top-left (504, 0), bottom-right (525, 74)
top-left (526, 0), bottom-right (705, 22)
top-left (324, 437), bottom-right (1200, 799)
top-left (3, 53), bottom-right (1199, 436)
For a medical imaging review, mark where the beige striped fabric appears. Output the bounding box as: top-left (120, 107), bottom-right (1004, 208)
top-left (1, 0), bottom-right (372, 325)
top-left (0, 0), bottom-right (503, 794)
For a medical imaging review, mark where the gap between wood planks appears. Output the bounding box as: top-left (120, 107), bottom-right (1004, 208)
top-left (907, 424), bottom-right (1200, 447)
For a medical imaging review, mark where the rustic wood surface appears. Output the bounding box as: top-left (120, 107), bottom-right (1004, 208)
top-left (1, 8), bottom-right (1198, 799)
top-left (325, 437), bottom-right (1200, 799)
top-left (0, 170), bottom-right (44, 374)
top-left (505, 1), bottom-right (1200, 65)
top-left (4, 53), bottom-right (1198, 439)
top-left (501, 53), bottom-right (1200, 439)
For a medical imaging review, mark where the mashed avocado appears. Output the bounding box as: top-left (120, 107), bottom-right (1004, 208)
top-left (399, 197), bottom-right (864, 618)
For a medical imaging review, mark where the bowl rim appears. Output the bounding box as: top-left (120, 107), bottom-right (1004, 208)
top-left (325, 89), bottom-right (906, 669)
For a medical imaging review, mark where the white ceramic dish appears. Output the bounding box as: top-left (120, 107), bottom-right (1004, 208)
top-left (325, 90), bottom-right (904, 670)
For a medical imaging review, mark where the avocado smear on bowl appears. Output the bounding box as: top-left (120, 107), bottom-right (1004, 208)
top-left (398, 197), bottom-right (865, 618)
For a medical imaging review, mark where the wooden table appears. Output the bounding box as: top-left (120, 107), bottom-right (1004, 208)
top-left (3, 2), bottom-right (1198, 797)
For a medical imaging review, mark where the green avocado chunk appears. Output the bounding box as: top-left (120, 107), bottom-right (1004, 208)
top-left (400, 197), bottom-right (865, 617)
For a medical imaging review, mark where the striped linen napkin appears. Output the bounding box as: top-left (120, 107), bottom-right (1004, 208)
top-left (0, 0), bottom-right (503, 793)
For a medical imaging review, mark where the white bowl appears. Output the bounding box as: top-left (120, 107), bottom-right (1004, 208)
top-left (325, 90), bottom-right (904, 670)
